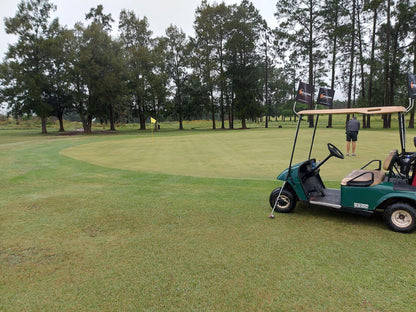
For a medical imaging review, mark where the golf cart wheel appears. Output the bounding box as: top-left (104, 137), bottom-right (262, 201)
top-left (384, 202), bottom-right (416, 233)
top-left (269, 187), bottom-right (297, 213)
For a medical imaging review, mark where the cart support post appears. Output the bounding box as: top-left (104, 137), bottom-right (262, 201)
top-left (308, 114), bottom-right (319, 160)
top-left (288, 116), bottom-right (302, 177)
top-left (399, 112), bottom-right (406, 154)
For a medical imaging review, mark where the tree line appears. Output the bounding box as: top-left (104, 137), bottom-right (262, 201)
top-left (1, 0), bottom-right (416, 133)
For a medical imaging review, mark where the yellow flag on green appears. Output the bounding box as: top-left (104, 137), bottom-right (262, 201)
top-left (151, 117), bottom-right (156, 124)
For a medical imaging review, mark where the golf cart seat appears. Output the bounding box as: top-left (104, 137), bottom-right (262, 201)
top-left (341, 150), bottom-right (398, 187)
top-left (341, 170), bottom-right (385, 187)
top-left (382, 149), bottom-right (398, 172)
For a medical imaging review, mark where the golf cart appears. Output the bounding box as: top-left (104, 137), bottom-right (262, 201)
top-left (269, 77), bottom-right (416, 233)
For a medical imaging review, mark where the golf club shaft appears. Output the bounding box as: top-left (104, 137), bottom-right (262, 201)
top-left (270, 181), bottom-right (286, 216)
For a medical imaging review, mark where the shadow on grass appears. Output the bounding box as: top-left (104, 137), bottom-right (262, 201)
top-left (270, 201), bottom-right (388, 232)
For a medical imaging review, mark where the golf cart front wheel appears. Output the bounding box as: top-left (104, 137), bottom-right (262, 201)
top-left (269, 187), bottom-right (297, 213)
top-left (384, 202), bottom-right (416, 233)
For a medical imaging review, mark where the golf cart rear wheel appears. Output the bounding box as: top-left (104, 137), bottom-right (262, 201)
top-left (384, 202), bottom-right (416, 233)
top-left (269, 187), bottom-right (297, 213)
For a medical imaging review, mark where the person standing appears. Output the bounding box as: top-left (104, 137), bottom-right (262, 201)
top-left (346, 116), bottom-right (360, 156)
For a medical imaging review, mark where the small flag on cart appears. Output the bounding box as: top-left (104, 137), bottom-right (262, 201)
top-left (295, 81), bottom-right (314, 106)
top-left (407, 74), bottom-right (416, 99)
top-left (316, 87), bottom-right (335, 107)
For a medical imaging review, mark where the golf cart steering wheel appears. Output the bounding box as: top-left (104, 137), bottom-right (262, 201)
top-left (328, 143), bottom-right (344, 159)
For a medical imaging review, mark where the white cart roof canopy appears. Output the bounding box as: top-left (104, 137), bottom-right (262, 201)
top-left (299, 106), bottom-right (407, 116)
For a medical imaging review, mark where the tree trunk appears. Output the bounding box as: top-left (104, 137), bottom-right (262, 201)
top-left (220, 88), bottom-right (225, 129)
top-left (347, 0), bottom-right (356, 117)
top-left (228, 82), bottom-right (234, 129)
top-left (328, 4), bottom-right (338, 129)
top-left (14, 114), bottom-right (20, 125)
top-left (241, 117), bottom-right (246, 129)
top-left (81, 114), bottom-right (92, 134)
top-left (220, 57), bottom-right (225, 129)
top-left (87, 115), bottom-right (93, 133)
top-left (409, 40), bottom-right (416, 128)
top-left (367, 7), bottom-right (378, 129)
top-left (138, 104), bottom-right (146, 130)
top-left (383, 0), bottom-right (391, 128)
top-left (178, 90), bottom-right (183, 130)
top-left (79, 109), bottom-right (88, 133)
top-left (307, 0), bottom-right (314, 128)
top-left (109, 102), bottom-right (116, 131)
top-left (265, 31), bottom-right (269, 129)
top-left (211, 87), bottom-right (216, 130)
top-left (226, 87), bottom-right (232, 129)
top-left (230, 94), bottom-right (234, 129)
top-left (387, 30), bottom-right (399, 129)
top-left (80, 113), bottom-right (87, 132)
top-left (40, 115), bottom-right (47, 134)
top-left (57, 111), bottom-right (65, 132)
top-left (357, 3), bottom-right (365, 99)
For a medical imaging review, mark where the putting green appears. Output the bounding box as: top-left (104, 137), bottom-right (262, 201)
top-left (61, 128), bottom-right (410, 181)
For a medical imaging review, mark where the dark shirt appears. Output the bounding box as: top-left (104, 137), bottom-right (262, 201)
top-left (346, 118), bottom-right (360, 132)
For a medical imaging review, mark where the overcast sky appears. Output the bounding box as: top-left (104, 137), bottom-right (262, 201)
top-left (0, 0), bottom-right (277, 59)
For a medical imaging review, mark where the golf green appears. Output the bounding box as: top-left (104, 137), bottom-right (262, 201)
top-left (60, 127), bottom-right (411, 182)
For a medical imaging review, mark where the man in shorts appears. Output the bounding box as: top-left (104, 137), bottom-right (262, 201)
top-left (346, 116), bottom-right (360, 156)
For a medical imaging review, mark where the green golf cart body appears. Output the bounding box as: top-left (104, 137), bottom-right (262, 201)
top-left (270, 86), bottom-right (416, 233)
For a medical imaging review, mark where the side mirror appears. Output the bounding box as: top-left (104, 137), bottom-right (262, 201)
top-left (414, 137), bottom-right (416, 147)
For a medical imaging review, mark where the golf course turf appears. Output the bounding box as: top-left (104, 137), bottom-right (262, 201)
top-left (1, 122), bottom-right (416, 311)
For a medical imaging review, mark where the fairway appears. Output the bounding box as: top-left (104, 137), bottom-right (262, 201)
top-left (2, 126), bottom-right (416, 311)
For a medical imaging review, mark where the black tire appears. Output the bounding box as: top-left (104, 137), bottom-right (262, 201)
top-left (384, 202), bottom-right (416, 233)
top-left (269, 187), bottom-right (297, 213)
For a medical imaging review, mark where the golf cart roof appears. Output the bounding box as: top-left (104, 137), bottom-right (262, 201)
top-left (298, 106), bottom-right (407, 116)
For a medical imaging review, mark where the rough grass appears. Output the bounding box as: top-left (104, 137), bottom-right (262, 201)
top-left (2, 119), bottom-right (416, 311)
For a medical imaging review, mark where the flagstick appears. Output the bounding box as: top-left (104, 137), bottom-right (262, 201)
top-left (150, 117), bottom-right (156, 146)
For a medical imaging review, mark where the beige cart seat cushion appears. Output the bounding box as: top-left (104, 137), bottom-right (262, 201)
top-left (383, 150), bottom-right (397, 171)
top-left (341, 170), bottom-right (386, 186)
top-left (341, 150), bottom-right (396, 187)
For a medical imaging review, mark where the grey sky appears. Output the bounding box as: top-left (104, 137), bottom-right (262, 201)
top-left (0, 0), bottom-right (277, 58)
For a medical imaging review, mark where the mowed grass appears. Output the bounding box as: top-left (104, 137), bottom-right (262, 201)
top-left (61, 122), bottom-right (416, 182)
top-left (1, 121), bottom-right (416, 311)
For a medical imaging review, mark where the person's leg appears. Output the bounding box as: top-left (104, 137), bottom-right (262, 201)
top-left (351, 132), bottom-right (357, 156)
top-left (346, 132), bottom-right (351, 155)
